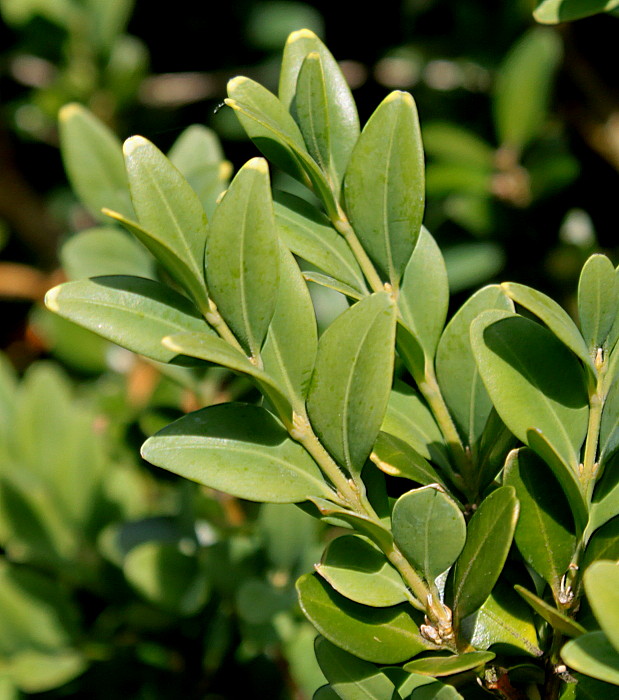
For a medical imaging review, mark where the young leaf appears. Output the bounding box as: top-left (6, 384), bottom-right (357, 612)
top-left (205, 158), bottom-right (279, 357)
top-left (561, 631), bottom-right (619, 686)
top-left (471, 310), bottom-right (589, 475)
top-left (141, 403), bottom-right (334, 504)
top-left (296, 573), bottom-right (433, 664)
top-left (403, 651), bottom-right (495, 677)
top-left (307, 293), bottom-right (396, 475)
top-left (59, 103), bottom-right (134, 221)
top-left (584, 561), bottom-right (619, 652)
top-left (451, 486), bottom-right (519, 623)
top-left (436, 285), bottom-right (513, 450)
top-left (371, 432), bottom-right (447, 489)
top-left (398, 227), bottom-right (449, 366)
top-left (262, 244), bottom-right (318, 404)
top-left (274, 191), bottom-right (367, 293)
top-left (316, 535), bottom-right (408, 608)
top-left (392, 487), bottom-right (466, 582)
top-left (534, 0), bottom-right (619, 24)
top-left (295, 50), bottom-right (359, 191)
top-left (314, 637), bottom-right (398, 700)
top-left (45, 276), bottom-right (211, 364)
top-left (493, 28), bottom-right (562, 152)
top-left (344, 91), bottom-right (424, 287)
top-left (504, 448), bottom-right (576, 597)
top-left (123, 136), bottom-right (210, 309)
top-left (578, 254), bottom-right (619, 352)
top-left (514, 586), bottom-right (586, 638)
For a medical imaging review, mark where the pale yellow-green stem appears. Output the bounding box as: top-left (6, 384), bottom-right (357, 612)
top-left (204, 298), bottom-right (247, 355)
top-left (332, 211), bottom-right (385, 294)
top-left (581, 348), bottom-right (607, 504)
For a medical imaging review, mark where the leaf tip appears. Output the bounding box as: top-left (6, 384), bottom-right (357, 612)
top-left (227, 76), bottom-right (248, 94)
top-left (287, 28), bottom-right (319, 44)
top-left (58, 102), bottom-right (84, 123)
top-left (244, 157), bottom-right (269, 174)
top-left (44, 285), bottom-right (61, 312)
top-left (123, 135), bottom-right (150, 158)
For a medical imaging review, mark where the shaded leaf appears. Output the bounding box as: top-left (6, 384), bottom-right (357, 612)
top-left (562, 631), bottom-right (619, 686)
top-left (403, 651), bottom-right (495, 677)
top-left (371, 432), bottom-right (447, 489)
top-left (515, 586), bottom-right (586, 638)
top-left (534, 0), bottom-right (619, 24)
top-left (443, 243), bottom-right (505, 294)
top-left (584, 561), bottom-right (619, 652)
top-left (583, 516), bottom-right (619, 569)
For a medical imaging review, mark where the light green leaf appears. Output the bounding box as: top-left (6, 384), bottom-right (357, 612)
top-left (534, 0), bottom-right (619, 24)
top-left (411, 684), bottom-right (464, 699)
top-left (167, 124), bottom-right (230, 219)
top-left (344, 91), bottom-right (424, 286)
top-left (584, 561), bottom-right (619, 652)
top-left (392, 487), bottom-right (466, 581)
top-left (493, 28), bottom-right (562, 151)
top-left (562, 631), bottom-right (619, 685)
top-left (515, 586), bottom-right (586, 638)
top-left (422, 122), bottom-right (494, 169)
top-left (452, 486), bottom-right (519, 623)
top-left (295, 49), bottom-right (360, 192)
top-left (436, 285), bottom-right (513, 450)
top-left (297, 573), bottom-right (433, 664)
top-left (262, 244), bottom-right (318, 404)
top-left (601, 354), bottom-right (619, 465)
top-left (45, 276), bottom-right (211, 364)
top-left (471, 310), bottom-right (589, 475)
top-left (60, 226), bottom-right (154, 280)
top-left (398, 227), bottom-right (449, 365)
top-left (403, 651), bottom-right (495, 677)
top-left (307, 293), bottom-right (396, 474)
top-left (1, 649), bottom-right (86, 694)
top-left (141, 403), bottom-right (334, 503)
top-left (123, 135), bottom-right (210, 308)
top-left (460, 584), bottom-right (542, 657)
top-left (59, 103), bottom-right (134, 221)
top-left (206, 158), bottom-right (279, 356)
top-left (316, 535), bottom-right (409, 608)
top-left (443, 242), bottom-right (505, 294)
top-left (303, 271), bottom-right (364, 300)
top-left (504, 448), bottom-right (576, 596)
top-left (583, 517), bottom-right (619, 569)
top-left (578, 255), bottom-right (619, 352)
top-left (501, 282), bottom-right (593, 373)
top-left (371, 432), bottom-right (447, 489)
top-left (314, 637), bottom-right (397, 700)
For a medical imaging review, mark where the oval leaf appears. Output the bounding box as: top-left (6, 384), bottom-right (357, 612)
top-left (584, 561), bottom-right (619, 652)
top-left (403, 651), bottom-right (495, 677)
top-left (514, 586), bottom-right (586, 639)
top-left (561, 631), bottom-right (619, 685)
top-left (578, 254), bottom-right (619, 352)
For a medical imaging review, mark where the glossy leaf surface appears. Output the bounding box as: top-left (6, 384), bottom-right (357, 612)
top-left (141, 403), bottom-right (333, 503)
top-left (514, 586), bottom-right (586, 638)
top-left (344, 91), bottom-right (424, 286)
top-left (307, 293), bottom-right (396, 474)
top-left (562, 631), bottom-right (619, 685)
top-left (403, 651), bottom-right (495, 677)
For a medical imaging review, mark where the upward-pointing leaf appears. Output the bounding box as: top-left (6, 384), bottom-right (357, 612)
top-left (205, 158), bottom-right (279, 358)
top-left (534, 0), bottom-right (619, 24)
top-left (123, 136), bottom-right (209, 309)
top-left (307, 293), bottom-right (397, 474)
top-left (578, 254), bottom-right (619, 352)
top-left (344, 91), bottom-right (425, 287)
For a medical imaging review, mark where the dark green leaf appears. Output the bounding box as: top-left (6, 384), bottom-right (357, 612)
top-left (307, 293), bottom-right (396, 474)
top-left (562, 631), bottom-right (619, 685)
top-left (205, 158), bottom-right (279, 357)
top-left (392, 487), bottom-right (466, 581)
top-left (344, 91), bottom-right (424, 286)
top-left (534, 0), bottom-right (619, 24)
top-left (45, 276), bottom-right (210, 364)
top-left (403, 651), bottom-right (495, 677)
top-left (452, 486), bottom-right (519, 623)
top-left (578, 255), bottom-right (619, 352)
top-left (297, 573), bottom-right (433, 664)
top-left (583, 517), bottom-right (619, 569)
top-left (141, 403), bottom-right (334, 503)
top-left (514, 586), bottom-right (586, 638)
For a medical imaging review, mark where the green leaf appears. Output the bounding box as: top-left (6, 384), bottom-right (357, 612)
top-left (410, 684), bottom-right (464, 699)
top-left (296, 573), bottom-right (433, 664)
top-left (124, 135), bottom-right (210, 309)
top-left (452, 486), bottom-right (519, 623)
top-left (471, 310), bottom-right (589, 475)
top-left (226, 76), bottom-right (338, 218)
top-left (307, 293), bottom-right (396, 474)
top-left (501, 282), bottom-right (593, 373)
top-left (403, 651), bottom-right (495, 677)
top-left (398, 228), bottom-right (449, 366)
top-left (123, 542), bottom-right (209, 616)
top-left (578, 255), bottom-right (619, 352)
top-left (1, 650), bottom-right (86, 694)
top-left (601, 358), bottom-right (619, 465)
top-left (584, 561), bottom-right (619, 652)
top-left (60, 226), bottom-right (154, 280)
top-left (422, 122), bottom-right (494, 169)
top-left (460, 584), bottom-right (542, 656)
top-left (316, 535), bottom-right (409, 608)
top-left (45, 276), bottom-right (211, 364)
top-left (493, 28), bottom-right (562, 151)
top-left (436, 285), bottom-right (513, 450)
top-left (514, 586), bottom-right (586, 638)
top-left (583, 517), bottom-right (619, 569)
top-left (262, 244), bottom-right (318, 404)
top-left (274, 192), bottom-right (367, 292)
top-left (314, 637), bottom-right (397, 700)
top-left (562, 631), bottom-right (619, 685)
top-left (303, 271), bottom-right (364, 300)
top-left (344, 91), bottom-right (424, 286)
top-left (205, 158), bottom-right (279, 357)
top-left (167, 124), bottom-right (230, 219)
top-left (504, 448), bottom-right (576, 596)
top-left (371, 432), bottom-right (447, 489)
top-left (295, 49), bottom-right (360, 192)
top-left (534, 0), bottom-right (619, 24)
top-left (141, 403), bottom-right (334, 503)
top-left (58, 103), bottom-right (134, 221)
top-left (443, 243), bottom-right (505, 295)
top-left (392, 487), bottom-right (466, 581)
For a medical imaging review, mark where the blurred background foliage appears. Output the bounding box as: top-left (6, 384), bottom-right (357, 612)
top-left (0, 0), bottom-right (618, 697)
